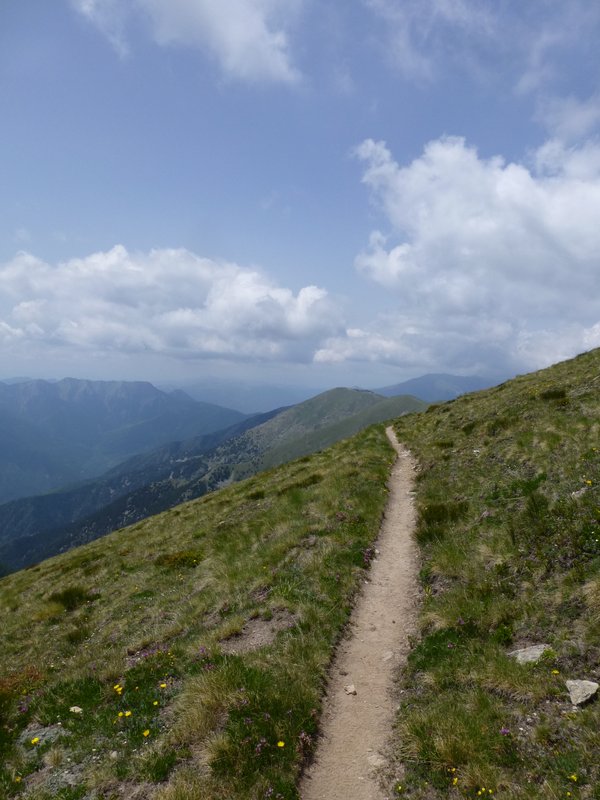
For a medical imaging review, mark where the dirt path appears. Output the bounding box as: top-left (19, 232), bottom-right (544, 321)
top-left (300, 426), bottom-right (419, 800)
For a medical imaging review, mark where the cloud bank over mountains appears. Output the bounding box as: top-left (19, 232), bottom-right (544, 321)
top-left (0, 246), bottom-right (338, 365)
top-left (3, 2), bottom-right (600, 383)
top-left (316, 135), bottom-right (600, 373)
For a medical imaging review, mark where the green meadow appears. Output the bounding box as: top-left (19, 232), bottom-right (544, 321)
top-left (1, 347), bottom-right (599, 799)
top-left (390, 347), bottom-right (600, 799)
top-left (0, 426), bottom-right (394, 799)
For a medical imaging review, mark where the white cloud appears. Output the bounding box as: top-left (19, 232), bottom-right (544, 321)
top-left (0, 246), bottom-right (340, 364)
top-left (365, 0), bottom-right (600, 108)
top-left (70, 0), bottom-right (131, 56)
top-left (320, 136), bottom-right (600, 374)
top-left (536, 94), bottom-right (600, 143)
top-left (315, 314), bottom-right (515, 374)
top-left (364, 0), bottom-right (497, 81)
top-left (71, 0), bottom-right (301, 83)
top-left (515, 3), bottom-right (600, 96)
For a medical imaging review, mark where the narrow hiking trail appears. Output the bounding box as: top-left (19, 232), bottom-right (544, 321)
top-left (300, 427), bottom-right (419, 800)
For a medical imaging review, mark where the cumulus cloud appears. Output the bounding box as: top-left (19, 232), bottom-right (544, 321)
top-left (0, 246), bottom-right (340, 364)
top-left (71, 0), bottom-right (301, 83)
top-left (318, 136), bottom-right (600, 374)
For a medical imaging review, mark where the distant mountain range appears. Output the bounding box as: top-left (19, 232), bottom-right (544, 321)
top-left (158, 378), bottom-right (327, 414)
top-left (0, 387), bottom-right (424, 573)
top-left (0, 370), bottom-right (499, 572)
top-left (0, 378), bottom-right (245, 504)
top-left (375, 373), bottom-right (504, 402)
top-left (164, 372), bottom-right (504, 411)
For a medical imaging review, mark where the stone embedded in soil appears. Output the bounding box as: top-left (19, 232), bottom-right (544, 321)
top-left (508, 644), bottom-right (551, 664)
top-left (344, 684), bottom-right (357, 695)
top-left (566, 679), bottom-right (599, 705)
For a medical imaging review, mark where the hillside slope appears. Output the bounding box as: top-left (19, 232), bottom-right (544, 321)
top-left (376, 372), bottom-right (500, 402)
top-left (0, 409), bottom-right (282, 574)
top-left (1, 350), bottom-right (597, 799)
top-left (389, 348), bottom-right (600, 798)
top-left (0, 390), bottom-right (424, 573)
top-left (0, 425), bottom-right (395, 799)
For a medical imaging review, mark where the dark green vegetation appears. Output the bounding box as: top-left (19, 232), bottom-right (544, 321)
top-left (0, 388), bottom-right (424, 574)
top-left (0, 426), bottom-right (395, 799)
top-left (390, 348), bottom-right (600, 799)
top-left (0, 378), bottom-right (246, 505)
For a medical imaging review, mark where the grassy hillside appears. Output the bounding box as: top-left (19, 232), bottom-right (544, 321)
top-left (261, 394), bottom-right (425, 470)
top-left (0, 425), bottom-right (395, 799)
top-left (3, 349), bottom-right (597, 800)
top-left (376, 373), bottom-right (501, 402)
top-left (204, 389), bottom-right (424, 485)
top-left (0, 410), bottom-right (282, 575)
top-left (389, 348), bottom-right (600, 799)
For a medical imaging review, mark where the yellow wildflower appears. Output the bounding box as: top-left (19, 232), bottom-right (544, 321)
top-left (277, 740), bottom-right (285, 748)
top-left (143, 729), bottom-right (150, 737)
top-left (125, 710), bottom-right (132, 717)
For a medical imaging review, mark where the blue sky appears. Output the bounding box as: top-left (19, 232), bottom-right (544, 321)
top-left (1, 0), bottom-right (600, 390)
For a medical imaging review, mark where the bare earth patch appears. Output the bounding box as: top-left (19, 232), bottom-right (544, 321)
top-left (300, 427), bottom-right (419, 800)
top-left (218, 609), bottom-right (297, 654)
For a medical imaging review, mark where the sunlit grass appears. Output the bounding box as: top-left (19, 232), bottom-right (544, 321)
top-left (390, 348), bottom-right (600, 798)
top-left (0, 425), bottom-right (394, 798)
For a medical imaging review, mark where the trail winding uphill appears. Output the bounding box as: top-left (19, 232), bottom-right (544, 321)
top-left (300, 426), bottom-right (419, 800)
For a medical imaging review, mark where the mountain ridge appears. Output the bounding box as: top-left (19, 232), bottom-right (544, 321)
top-left (0, 389), bottom-right (424, 573)
top-left (0, 378), bottom-right (246, 504)
top-left (375, 372), bottom-right (503, 402)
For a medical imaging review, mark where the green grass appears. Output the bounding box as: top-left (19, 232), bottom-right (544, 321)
top-left (3, 349), bottom-right (600, 799)
top-left (0, 425), bottom-right (395, 799)
top-left (390, 348), bottom-right (600, 799)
